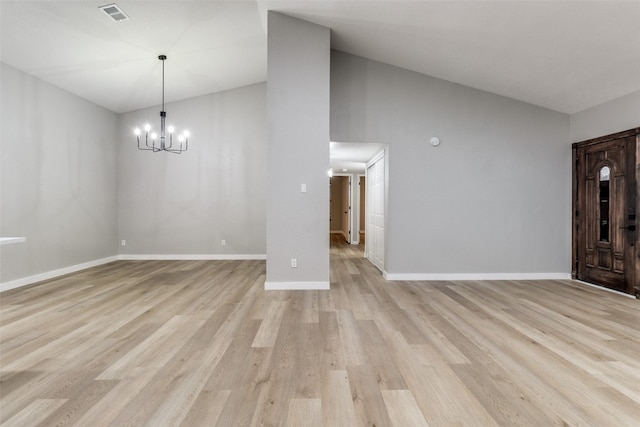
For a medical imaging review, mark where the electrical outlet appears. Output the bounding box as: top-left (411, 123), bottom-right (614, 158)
top-left (121, 240), bottom-right (126, 247)
top-left (291, 258), bottom-right (297, 268)
top-left (221, 240), bottom-right (226, 246)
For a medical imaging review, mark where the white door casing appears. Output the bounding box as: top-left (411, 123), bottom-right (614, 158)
top-left (366, 152), bottom-right (385, 271)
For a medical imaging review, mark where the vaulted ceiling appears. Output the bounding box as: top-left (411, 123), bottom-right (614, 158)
top-left (1, 1), bottom-right (639, 115)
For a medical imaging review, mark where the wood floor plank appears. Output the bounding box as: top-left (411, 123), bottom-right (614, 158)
top-left (318, 311), bottom-right (346, 371)
top-left (287, 398), bottom-right (322, 427)
top-left (1, 398), bottom-right (67, 427)
top-left (211, 347), bottom-right (272, 426)
top-left (1, 243), bottom-right (639, 426)
top-left (321, 370), bottom-right (358, 427)
top-left (36, 377), bottom-right (119, 427)
top-left (346, 364), bottom-right (393, 426)
top-left (357, 319), bottom-right (407, 389)
top-left (251, 300), bottom-right (288, 348)
top-left (335, 309), bottom-right (369, 366)
top-left (96, 314), bottom-right (204, 380)
top-left (179, 389), bottom-right (230, 427)
top-left (381, 389), bottom-right (429, 427)
top-left (299, 290), bottom-right (320, 324)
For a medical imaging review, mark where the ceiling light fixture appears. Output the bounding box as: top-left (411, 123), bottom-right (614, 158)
top-left (135, 55), bottom-right (189, 154)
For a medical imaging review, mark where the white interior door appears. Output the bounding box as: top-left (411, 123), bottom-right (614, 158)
top-left (366, 153), bottom-right (385, 271)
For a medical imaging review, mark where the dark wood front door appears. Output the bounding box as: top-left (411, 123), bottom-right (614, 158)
top-left (573, 128), bottom-right (639, 296)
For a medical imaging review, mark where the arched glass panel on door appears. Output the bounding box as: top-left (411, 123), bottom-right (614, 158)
top-left (599, 165), bottom-right (611, 242)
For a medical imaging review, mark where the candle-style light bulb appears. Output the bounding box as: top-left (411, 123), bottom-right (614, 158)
top-left (167, 126), bottom-right (175, 134)
top-left (151, 132), bottom-right (157, 140)
top-left (134, 128), bottom-right (141, 136)
top-left (183, 130), bottom-right (190, 138)
top-left (178, 135), bottom-right (185, 143)
top-left (144, 124), bottom-right (151, 132)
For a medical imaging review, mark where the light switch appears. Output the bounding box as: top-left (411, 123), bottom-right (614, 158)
top-left (301, 184), bottom-right (307, 193)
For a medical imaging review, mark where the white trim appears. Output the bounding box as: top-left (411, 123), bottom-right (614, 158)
top-left (0, 237), bottom-right (26, 245)
top-left (264, 281), bottom-right (330, 290)
top-left (575, 280), bottom-right (636, 299)
top-left (383, 272), bottom-right (572, 281)
top-left (353, 173), bottom-right (365, 245)
top-left (366, 149), bottom-right (385, 168)
top-left (0, 256), bottom-right (118, 293)
top-left (118, 254), bottom-right (266, 261)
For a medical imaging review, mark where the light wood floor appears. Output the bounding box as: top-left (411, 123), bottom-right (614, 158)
top-left (1, 241), bottom-right (640, 426)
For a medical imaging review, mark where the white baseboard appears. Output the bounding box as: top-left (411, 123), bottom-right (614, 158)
top-left (383, 272), bottom-right (572, 281)
top-left (264, 281), bottom-right (330, 290)
top-left (0, 256), bottom-right (119, 293)
top-left (118, 254), bottom-right (266, 261)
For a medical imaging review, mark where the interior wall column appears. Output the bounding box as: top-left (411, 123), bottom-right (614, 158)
top-left (265, 12), bottom-right (330, 289)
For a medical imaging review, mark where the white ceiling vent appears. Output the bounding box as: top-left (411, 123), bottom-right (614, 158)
top-left (99, 4), bottom-right (129, 22)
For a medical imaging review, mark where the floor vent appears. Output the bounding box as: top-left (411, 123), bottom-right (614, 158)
top-left (99, 3), bottom-right (130, 22)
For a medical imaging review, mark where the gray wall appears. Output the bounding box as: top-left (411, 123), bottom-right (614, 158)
top-left (331, 51), bottom-right (572, 276)
top-left (570, 89), bottom-right (640, 142)
top-left (118, 83), bottom-right (267, 256)
top-left (266, 13), bottom-right (330, 288)
top-left (1, 62), bottom-right (118, 282)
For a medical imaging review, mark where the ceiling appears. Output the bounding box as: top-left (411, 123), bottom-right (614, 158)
top-left (330, 142), bottom-right (384, 173)
top-left (2, 1), bottom-right (639, 168)
top-left (0, 1), bottom-right (268, 114)
top-left (2, 1), bottom-right (639, 116)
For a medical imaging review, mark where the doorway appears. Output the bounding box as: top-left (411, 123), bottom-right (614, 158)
top-left (572, 128), bottom-right (639, 296)
top-left (329, 175), bottom-right (351, 243)
top-left (329, 141), bottom-right (386, 270)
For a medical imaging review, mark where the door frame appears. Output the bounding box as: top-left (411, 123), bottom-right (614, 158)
top-left (572, 127), bottom-right (640, 297)
top-left (331, 174), bottom-right (354, 243)
top-left (356, 173), bottom-right (365, 246)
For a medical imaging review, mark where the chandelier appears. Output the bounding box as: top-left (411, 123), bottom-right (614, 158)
top-left (134, 55), bottom-right (189, 153)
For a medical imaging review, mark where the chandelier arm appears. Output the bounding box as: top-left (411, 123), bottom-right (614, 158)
top-left (165, 140), bottom-right (186, 154)
top-left (137, 134), bottom-right (154, 151)
top-left (146, 134), bottom-right (156, 150)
